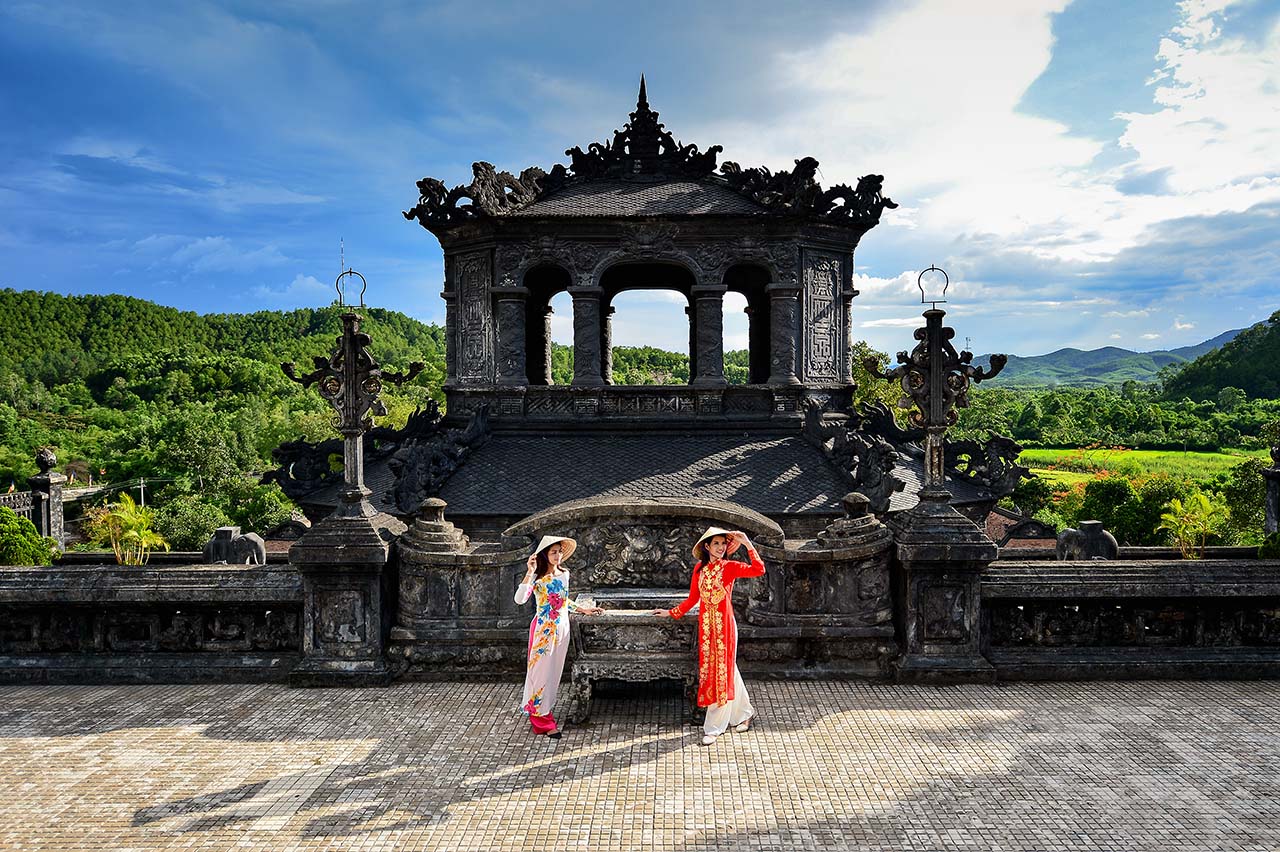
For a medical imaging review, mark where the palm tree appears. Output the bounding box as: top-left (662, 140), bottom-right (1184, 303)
top-left (101, 493), bottom-right (169, 566)
top-left (1157, 492), bottom-right (1226, 559)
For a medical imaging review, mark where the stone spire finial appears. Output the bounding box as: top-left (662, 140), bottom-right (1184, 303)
top-left (637, 74), bottom-right (648, 110)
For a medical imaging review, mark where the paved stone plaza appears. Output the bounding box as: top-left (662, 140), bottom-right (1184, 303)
top-left (2, 680), bottom-right (1278, 851)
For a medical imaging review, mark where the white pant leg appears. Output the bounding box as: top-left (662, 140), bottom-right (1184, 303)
top-left (702, 666), bottom-right (754, 736)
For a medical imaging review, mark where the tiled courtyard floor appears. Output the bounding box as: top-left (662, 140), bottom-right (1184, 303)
top-left (1, 680), bottom-right (1278, 851)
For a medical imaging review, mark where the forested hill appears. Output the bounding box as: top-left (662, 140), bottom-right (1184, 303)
top-left (976, 327), bottom-right (1244, 388)
top-left (1162, 310), bottom-right (1280, 401)
top-left (0, 288), bottom-right (446, 386)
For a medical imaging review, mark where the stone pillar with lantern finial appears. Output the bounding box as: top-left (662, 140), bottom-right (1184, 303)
top-left (284, 269), bottom-right (424, 686)
top-left (866, 266), bottom-right (1007, 683)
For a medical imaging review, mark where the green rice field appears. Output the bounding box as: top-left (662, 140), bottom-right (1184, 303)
top-left (1019, 447), bottom-right (1270, 490)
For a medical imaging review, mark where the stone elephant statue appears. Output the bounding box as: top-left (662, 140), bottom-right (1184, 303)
top-left (202, 526), bottom-right (267, 565)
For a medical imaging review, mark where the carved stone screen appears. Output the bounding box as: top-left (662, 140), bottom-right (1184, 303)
top-left (802, 248), bottom-right (842, 382)
top-left (454, 250), bottom-right (494, 382)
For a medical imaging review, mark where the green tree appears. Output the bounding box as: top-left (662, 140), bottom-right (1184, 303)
top-left (0, 506), bottom-right (56, 565)
top-left (154, 495), bottom-right (232, 552)
top-left (87, 493), bottom-right (169, 565)
top-left (1216, 458), bottom-right (1267, 545)
top-left (1157, 492), bottom-right (1228, 559)
top-left (1078, 476), bottom-right (1139, 543)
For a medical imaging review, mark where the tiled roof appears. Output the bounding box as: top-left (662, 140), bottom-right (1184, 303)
top-left (436, 432), bottom-right (843, 515)
top-left (508, 180), bottom-right (767, 218)
top-left (299, 432), bottom-right (994, 519)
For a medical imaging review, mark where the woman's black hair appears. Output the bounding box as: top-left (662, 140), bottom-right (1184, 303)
top-left (535, 547), bottom-right (554, 578)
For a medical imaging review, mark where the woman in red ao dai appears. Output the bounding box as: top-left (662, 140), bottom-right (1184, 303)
top-left (655, 527), bottom-right (766, 745)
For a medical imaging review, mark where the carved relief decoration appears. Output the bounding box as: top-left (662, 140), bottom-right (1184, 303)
top-left (404, 82), bottom-right (895, 235)
top-left (801, 399), bottom-right (905, 515)
top-left (802, 250), bottom-right (841, 381)
top-left (557, 521), bottom-right (702, 588)
top-left (456, 250), bottom-right (494, 380)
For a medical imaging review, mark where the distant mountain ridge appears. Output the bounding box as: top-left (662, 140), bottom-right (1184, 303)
top-left (978, 327), bottom-right (1245, 387)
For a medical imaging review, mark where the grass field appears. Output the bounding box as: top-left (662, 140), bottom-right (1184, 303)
top-left (1020, 447), bottom-right (1269, 489)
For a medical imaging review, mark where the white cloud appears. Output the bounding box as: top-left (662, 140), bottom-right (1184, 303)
top-left (169, 237), bottom-right (290, 274)
top-left (60, 136), bottom-right (182, 174)
top-left (253, 273), bottom-right (331, 303)
top-left (1142, 332), bottom-right (1162, 339)
top-left (1118, 1), bottom-right (1280, 196)
top-left (861, 317), bottom-right (928, 328)
top-left (1174, 318), bottom-right (1196, 330)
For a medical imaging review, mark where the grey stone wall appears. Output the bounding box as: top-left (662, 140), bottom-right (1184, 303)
top-left (0, 563), bottom-right (302, 683)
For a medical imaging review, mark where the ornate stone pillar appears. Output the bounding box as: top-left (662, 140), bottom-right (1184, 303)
top-left (542, 305), bottom-right (555, 385)
top-left (570, 286), bottom-right (605, 387)
top-left (686, 304), bottom-right (697, 381)
top-left (840, 286), bottom-right (858, 385)
top-left (767, 282), bottom-right (801, 385)
top-left (441, 286), bottom-right (457, 384)
top-left (603, 306), bottom-right (615, 385)
top-left (691, 285), bottom-right (727, 388)
top-left (1264, 447), bottom-right (1280, 534)
top-left (494, 288), bottom-right (528, 387)
top-left (27, 450), bottom-right (65, 549)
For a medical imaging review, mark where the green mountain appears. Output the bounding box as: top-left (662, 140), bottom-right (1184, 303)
top-left (978, 327), bottom-right (1246, 388)
top-left (1162, 311), bottom-right (1280, 401)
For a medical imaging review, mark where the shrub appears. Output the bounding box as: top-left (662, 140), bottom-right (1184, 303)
top-left (0, 506), bottom-right (56, 565)
top-left (154, 495), bottom-right (231, 551)
top-left (1157, 492), bottom-right (1228, 559)
top-left (84, 493), bottom-right (169, 565)
top-left (1078, 476), bottom-right (1138, 541)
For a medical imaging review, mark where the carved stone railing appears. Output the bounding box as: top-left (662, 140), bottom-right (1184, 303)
top-left (0, 490), bottom-right (33, 521)
top-left (982, 559), bottom-right (1280, 679)
top-left (0, 563), bottom-right (302, 684)
top-left (444, 383), bottom-right (854, 424)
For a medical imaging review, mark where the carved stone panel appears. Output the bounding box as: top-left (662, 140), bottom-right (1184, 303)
top-left (802, 249), bottom-right (842, 382)
top-left (318, 590), bottom-right (367, 645)
top-left (454, 250), bottom-right (494, 381)
top-left (921, 584), bottom-right (969, 642)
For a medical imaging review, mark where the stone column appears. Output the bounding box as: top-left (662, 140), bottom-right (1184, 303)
top-left (542, 305), bottom-right (555, 385)
top-left (441, 287), bottom-right (458, 385)
top-left (603, 306), bottom-right (615, 385)
top-left (840, 287), bottom-right (858, 385)
top-left (691, 285), bottom-right (727, 388)
top-left (1264, 448), bottom-right (1280, 534)
top-left (767, 282), bottom-right (801, 385)
top-left (495, 288), bottom-right (528, 387)
top-left (686, 304), bottom-right (697, 381)
top-left (27, 454), bottom-right (65, 549)
top-left (570, 286), bottom-right (605, 387)
top-left (889, 492), bottom-right (999, 684)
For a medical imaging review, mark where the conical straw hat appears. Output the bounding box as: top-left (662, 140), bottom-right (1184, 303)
top-left (692, 527), bottom-right (745, 562)
top-left (533, 535), bottom-right (576, 562)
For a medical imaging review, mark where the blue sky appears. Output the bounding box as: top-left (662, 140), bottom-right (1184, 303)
top-left (2, 0), bottom-right (1278, 358)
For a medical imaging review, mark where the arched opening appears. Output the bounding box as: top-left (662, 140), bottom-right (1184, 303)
top-left (524, 264), bottom-right (572, 385)
top-left (722, 291), bottom-right (749, 384)
top-left (724, 263), bottom-right (772, 384)
top-left (599, 262), bottom-right (697, 385)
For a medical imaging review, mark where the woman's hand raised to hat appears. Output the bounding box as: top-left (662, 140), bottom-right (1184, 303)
top-left (523, 553), bottom-right (537, 581)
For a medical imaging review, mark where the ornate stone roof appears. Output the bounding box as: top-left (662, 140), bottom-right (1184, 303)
top-left (403, 76), bottom-right (897, 233)
top-left (507, 179), bottom-right (767, 218)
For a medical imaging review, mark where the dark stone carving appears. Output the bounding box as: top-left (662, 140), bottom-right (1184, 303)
top-left (557, 522), bottom-right (697, 588)
top-left (1265, 446), bottom-right (1280, 535)
top-left (202, 526), bottom-right (266, 565)
top-left (867, 312), bottom-right (1006, 431)
top-left (405, 79), bottom-right (893, 234)
top-left (403, 162), bottom-right (548, 229)
top-left (1056, 520), bottom-right (1120, 560)
top-left (802, 250), bottom-right (841, 381)
top-left (35, 447), bottom-right (56, 473)
top-left (720, 162), bottom-right (898, 226)
top-left (945, 434), bottom-right (1031, 499)
top-left (802, 400), bottom-right (904, 515)
top-left (388, 405), bottom-right (491, 516)
top-left (265, 403), bottom-right (450, 503)
top-left (456, 250), bottom-right (494, 381)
